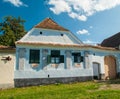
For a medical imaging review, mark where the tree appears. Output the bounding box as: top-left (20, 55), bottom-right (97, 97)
top-left (0, 16), bottom-right (26, 46)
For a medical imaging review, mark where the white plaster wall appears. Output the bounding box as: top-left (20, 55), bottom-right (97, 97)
top-left (0, 52), bottom-right (15, 85)
top-left (90, 55), bottom-right (105, 74)
top-left (14, 69), bottom-right (93, 79)
top-left (20, 28), bottom-right (82, 44)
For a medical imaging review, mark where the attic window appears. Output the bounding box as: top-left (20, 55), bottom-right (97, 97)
top-left (40, 32), bottom-right (42, 34)
top-left (61, 34), bottom-right (63, 36)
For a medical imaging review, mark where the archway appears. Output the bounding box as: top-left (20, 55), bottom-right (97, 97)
top-left (104, 56), bottom-right (117, 79)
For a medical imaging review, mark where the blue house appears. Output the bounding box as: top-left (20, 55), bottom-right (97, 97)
top-left (15, 18), bottom-right (120, 87)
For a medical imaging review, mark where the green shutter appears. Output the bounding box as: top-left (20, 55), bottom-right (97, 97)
top-left (74, 56), bottom-right (78, 62)
top-left (81, 56), bottom-right (84, 62)
top-left (35, 50), bottom-right (40, 63)
top-left (47, 55), bottom-right (51, 64)
top-left (60, 55), bottom-right (64, 63)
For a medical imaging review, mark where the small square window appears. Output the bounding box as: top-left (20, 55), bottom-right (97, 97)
top-left (40, 32), bottom-right (42, 34)
top-left (61, 34), bottom-right (63, 36)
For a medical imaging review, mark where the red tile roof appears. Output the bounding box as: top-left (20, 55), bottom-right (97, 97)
top-left (0, 45), bottom-right (15, 50)
top-left (34, 18), bottom-right (69, 31)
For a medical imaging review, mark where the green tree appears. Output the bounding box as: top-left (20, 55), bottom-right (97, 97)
top-left (0, 16), bottom-right (26, 46)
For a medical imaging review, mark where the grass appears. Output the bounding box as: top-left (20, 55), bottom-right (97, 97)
top-left (0, 81), bottom-right (120, 99)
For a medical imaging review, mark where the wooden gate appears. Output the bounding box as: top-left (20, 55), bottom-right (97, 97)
top-left (104, 56), bottom-right (117, 79)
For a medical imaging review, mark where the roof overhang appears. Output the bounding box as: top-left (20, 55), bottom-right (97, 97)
top-left (16, 41), bottom-right (118, 51)
top-left (0, 46), bottom-right (15, 52)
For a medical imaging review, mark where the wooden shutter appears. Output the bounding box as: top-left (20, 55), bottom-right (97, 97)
top-left (47, 55), bottom-right (51, 64)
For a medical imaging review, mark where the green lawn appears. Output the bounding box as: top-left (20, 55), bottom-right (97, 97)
top-left (0, 81), bottom-right (120, 99)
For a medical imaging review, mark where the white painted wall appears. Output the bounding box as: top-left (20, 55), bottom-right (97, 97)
top-left (15, 44), bottom-right (120, 80)
top-left (14, 69), bottom-right (93, 79)
top-left (90, 55), bottom-right (105, 74)
top-left (0, 51), bottom-right (15, 85)
top-left (20, 28), bottom-right (82, 45)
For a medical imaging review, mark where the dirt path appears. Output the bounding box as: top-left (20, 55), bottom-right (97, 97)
top-left (99, 84), bottom-right (120, 90)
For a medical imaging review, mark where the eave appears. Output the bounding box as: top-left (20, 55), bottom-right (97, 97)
top-left (15, 41), bottom-right (118, 51)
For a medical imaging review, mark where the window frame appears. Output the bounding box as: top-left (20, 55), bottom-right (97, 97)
top-left (72, 52), bottom-right (83, 63)
top-left (29, 49), bottom-right (40, 64)
top-left (49, 50), bottom-right (64, 64)
top-left (51, 57), bottom-right (60, 64)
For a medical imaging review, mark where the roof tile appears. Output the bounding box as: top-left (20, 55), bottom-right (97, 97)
top-left (101, 32), bottom-right (120, 48)
top-left (34, 17), bottom-right (69, 31)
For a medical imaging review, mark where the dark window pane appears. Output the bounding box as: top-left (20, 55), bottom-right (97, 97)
top-left (51, 50), bottom-right (60, 57)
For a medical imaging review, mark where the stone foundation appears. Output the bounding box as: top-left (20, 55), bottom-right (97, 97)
top-left (14, 76), bottom-right (93, 87)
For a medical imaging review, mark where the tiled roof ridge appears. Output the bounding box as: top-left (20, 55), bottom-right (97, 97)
top-left (34, 17), bottom-right (69, 31)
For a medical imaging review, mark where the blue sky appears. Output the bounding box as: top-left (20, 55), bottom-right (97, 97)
top-left (1, 0), bottom-right (120, 44)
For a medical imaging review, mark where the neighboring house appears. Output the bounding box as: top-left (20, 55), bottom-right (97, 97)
top-left (101, 32), bottom-right (120, 48)
top-left (0, 45), bottom-right (15, 89)
top-left (15, 18), bottom-right (120, 87)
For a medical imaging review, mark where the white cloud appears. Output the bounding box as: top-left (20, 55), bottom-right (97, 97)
top-left (69, 12), bottom-right (87, 21)
top-left (4, 0), bottom-right (28, 7)
top-left (83, 39), bottom-right (98, 45)
top-left (47, 0), bottom-right (120, 21)
top-left (77, 29), bottom-right (90, 35)
top-left (48, 0), bottom-right (71, 14)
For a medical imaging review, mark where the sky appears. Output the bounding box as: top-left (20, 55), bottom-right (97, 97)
top-left (1, 0), bottom-right (120, 44)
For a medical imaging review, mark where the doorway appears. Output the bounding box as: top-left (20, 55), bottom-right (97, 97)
top-left (93, 62), bottom-right (100, 79)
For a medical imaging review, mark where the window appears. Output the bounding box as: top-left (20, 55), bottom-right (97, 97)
top-left (61, 34), bottom-right (63, 36)
top-left (72, 53), bottom-right (83, 63)
top-left (51, 50), bottom-right (60, 57)
top-left (40, 32), bottom-right (42, 34)
top-left (51, 50), bottom-right (60, 64)
top-left (47, 50), bottom-right (64, 64)
top-left (51, 57), bottom-right (60, 63)
top-left (29, 50), bottom-right (40, 63)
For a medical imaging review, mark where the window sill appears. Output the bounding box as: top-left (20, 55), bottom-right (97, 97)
top-left (74, 63), bottom-right (81, 68)
top-left (51, 64), bottom-right (59, 68)
top-left (31, 63), bottom-right (39, 68)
